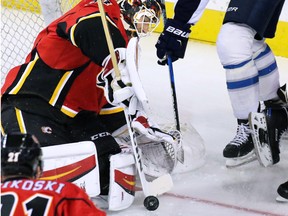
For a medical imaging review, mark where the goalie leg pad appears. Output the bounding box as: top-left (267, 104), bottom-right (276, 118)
top-left (42, 141), bottom-right (100, 197)
top-left (108, 153), bottom-right (136, 211)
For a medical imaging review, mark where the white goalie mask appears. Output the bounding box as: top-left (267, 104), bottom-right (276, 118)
top-left (132, 4), bottom-right (160, 37)
top-left (118, 0), bottom-right (164, 37)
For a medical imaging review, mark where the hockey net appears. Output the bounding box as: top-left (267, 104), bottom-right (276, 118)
top-left (1, 0), bottom-right (80, 85)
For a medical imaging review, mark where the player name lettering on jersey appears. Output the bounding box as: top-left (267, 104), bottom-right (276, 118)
top-left (1, 180), bottom-right (65, 194)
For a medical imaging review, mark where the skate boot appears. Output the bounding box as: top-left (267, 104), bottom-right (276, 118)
top-left (223, 119), bottom-right (256, 168)
top-left (249, 84), bottom-right (288, 167)
top-left (276, 180), bottom-right (288, 202)
top-left (263, 99), bottom-right (288, 163)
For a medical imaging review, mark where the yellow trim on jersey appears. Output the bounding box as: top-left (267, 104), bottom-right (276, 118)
top-left (49, 71), bottom-right (73, 106)
top-left (0, 123), bottom-right (5, 135)
top-left (9, 54), bottom-right (39, 94)
top-left (15, 108), bottom-right (27, 133)
top-left (60, 105), bottom-right (78, 118)
top-left (70, 12), bottom-right (118, 47)
top-left (99, 106), bottom-right (124, 115)
top-left (60, 105), bottom-right (124, 117)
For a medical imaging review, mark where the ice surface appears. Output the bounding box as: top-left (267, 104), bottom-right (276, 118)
top-left (2, 9), bottom-right (288, 214)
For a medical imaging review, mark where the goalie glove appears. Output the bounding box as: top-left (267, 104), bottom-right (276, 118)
top-left (97, 48), bottom-right (135, 107)
top-left (113, 118), bottom-right (182, 177)
top-left (155, 19), bottom-right (191, 65)
top-left (112, 110), bottom-right (177, 146)
top-left (131, 111), bottom-right (176, 145)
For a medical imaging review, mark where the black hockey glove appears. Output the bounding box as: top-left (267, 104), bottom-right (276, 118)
top-left (155, 19), bottom-right (191, 65)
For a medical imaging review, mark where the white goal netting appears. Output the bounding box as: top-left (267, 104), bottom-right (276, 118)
top-left (1, 0), bottom-right (80, 85)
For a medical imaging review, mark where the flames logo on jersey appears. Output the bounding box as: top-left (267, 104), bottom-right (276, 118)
top-left (96, 50), bottom-right (123, 103)
top-left (96, 49), bottom-right (122, 90)
top-left (96, 67), bottom-right (112, 90)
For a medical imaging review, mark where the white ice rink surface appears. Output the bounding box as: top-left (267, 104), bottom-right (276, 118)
top-left (106, 34), bottom-right (288, 216)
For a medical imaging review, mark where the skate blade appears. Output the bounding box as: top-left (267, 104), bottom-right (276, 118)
top-left (249, 112), bottom-right (273, 167)
top-left (225, 151), bottom-right (257, 168)
top-left (276, 196), bottom-right (288, 203)
top-left (91, 196), bottom-right (109, 209)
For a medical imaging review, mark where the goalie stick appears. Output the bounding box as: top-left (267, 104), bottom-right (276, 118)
top-left (124, 109), bottom-right (173, 196)
top-left (97, 0), bottom-right (173, 199)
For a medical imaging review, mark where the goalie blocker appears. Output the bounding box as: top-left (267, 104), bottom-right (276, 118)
top-left (249, 84), bottom-right (288, 167)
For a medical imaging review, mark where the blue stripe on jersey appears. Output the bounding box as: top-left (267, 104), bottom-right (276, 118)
top-left (223, 59), bottom-right (251, 69)
top-left (226, 75), bottom-right (259, 90)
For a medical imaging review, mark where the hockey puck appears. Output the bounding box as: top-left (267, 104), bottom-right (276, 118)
top-left (144, 196), bottom-right (159, 211)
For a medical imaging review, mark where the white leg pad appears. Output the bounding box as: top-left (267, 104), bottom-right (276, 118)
top-left (41, 141), bottom-right (100, 197)
top-left (108, 153), bottom-right (136, 211)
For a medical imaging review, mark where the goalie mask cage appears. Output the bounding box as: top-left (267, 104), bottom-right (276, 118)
top-left (1, 0), bottom-right (80, 85)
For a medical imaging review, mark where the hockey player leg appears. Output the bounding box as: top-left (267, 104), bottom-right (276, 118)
top-left (217, 23), bottom-right (260, 168)
top-left (108, 153), bottom-right (136, 211)
top-left (41, 141), bottom-right (100, 197)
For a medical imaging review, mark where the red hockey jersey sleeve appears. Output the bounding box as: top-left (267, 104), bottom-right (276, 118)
top-left (55, 182), bottom-right (106, 216)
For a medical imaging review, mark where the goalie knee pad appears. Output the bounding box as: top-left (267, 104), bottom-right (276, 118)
top-left (108, 153), bottom-right (136, 211)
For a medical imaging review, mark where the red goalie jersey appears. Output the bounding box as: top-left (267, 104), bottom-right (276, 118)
top-left (1, 178), bottom-right (106, 216)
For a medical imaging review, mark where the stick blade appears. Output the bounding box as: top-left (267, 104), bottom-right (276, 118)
top-left (142, 174), bottom-right (173, 197)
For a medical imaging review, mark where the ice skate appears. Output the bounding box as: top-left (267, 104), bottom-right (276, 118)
top-left (249, 112), bottom-right (273, 167)
top-left (276, 180), bottom-right (288, 202)
top-left (223, 119), bottom-right (256, 168)
top-left (249, 85), bottom-right (288, 167)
